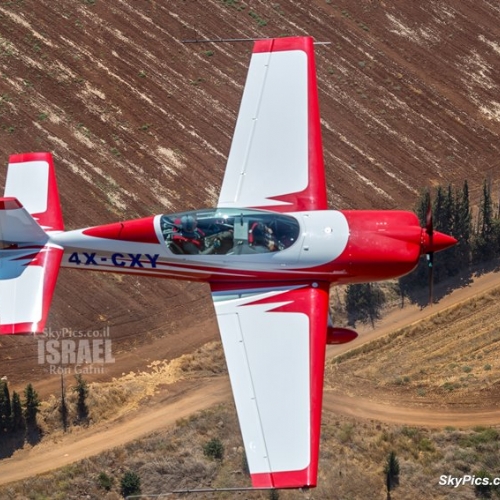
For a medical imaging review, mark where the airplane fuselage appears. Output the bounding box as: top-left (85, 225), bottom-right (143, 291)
top-left (50, 208), bottom-right (444, 286)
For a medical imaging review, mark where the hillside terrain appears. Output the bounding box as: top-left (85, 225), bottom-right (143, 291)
top-left (1, 0), bottom-right (500, 392)
top-left (2, 2), bottom-right (500, 497)
top-left (2, 272), bottom-right (500, 498)
top-left (326, 287), bottom-right (500, 408)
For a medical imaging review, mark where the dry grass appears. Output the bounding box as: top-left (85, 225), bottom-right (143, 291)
top-left (4, 288), bottom-right (500, 498)
top-left (326, 287), bottom-right (500, 406)
top-left (3, 405), bottom-right (499, 499)
top-left (36, 341), bottom-right (226, 436)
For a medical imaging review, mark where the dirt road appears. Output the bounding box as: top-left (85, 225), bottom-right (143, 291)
top-left (323, 389), bottom-right (500, 427)
top-left (1, 270), bottom-right (500, 486)
top-left (0, 378), bottom-right (232, 485)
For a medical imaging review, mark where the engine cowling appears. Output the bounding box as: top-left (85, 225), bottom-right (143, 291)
top-left (326, 326), bottom-right (358, 345)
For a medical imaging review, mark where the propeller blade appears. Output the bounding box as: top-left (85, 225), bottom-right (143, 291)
top-left (425, 198), bottom-right (433, 235)
top-left (426, 198), bottom-right (434, 305)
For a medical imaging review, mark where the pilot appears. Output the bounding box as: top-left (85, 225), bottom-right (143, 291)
top-left (174, 214), bottom-right (205, 254)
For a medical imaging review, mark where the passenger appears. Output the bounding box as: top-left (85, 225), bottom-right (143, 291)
top-left (249, 222), bottom-right (279, 252)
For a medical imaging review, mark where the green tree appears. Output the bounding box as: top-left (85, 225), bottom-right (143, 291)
top-left (473, 179), bottom-right (496, 263)
top-left (10, 391), bottom-right (25, 433)
top-left (0, 380), bottom-right (11, 433)
top-left (431, 184), bottom-right (461, 282)
top-left (120, 470), bottom-right (141, 498)
top-left (345, 283), bottom-right (385, 327)
top-left (23, 383), bottom-right (40, 429)
top-left (24, 383), bottom-right (41, 444)
top-left (442, 185), bottom-right (459, 278)
top-left (384, 451), bottom-right (400, 498)
top-left (454, 180), bottom-right (472, 270)
top-left (73, 374), bottom-right (89, 424)
top-left (415, 187), bottom-right (431, 224)
top-left (433, 186), bottom-right (448, 282)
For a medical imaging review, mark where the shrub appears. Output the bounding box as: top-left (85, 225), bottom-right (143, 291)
top-left (203, 437), bottom-right (224, 461)
top-left (97, 471), bottom-right (113, 491)
top-left (120, 470), bottom-right (141, 497)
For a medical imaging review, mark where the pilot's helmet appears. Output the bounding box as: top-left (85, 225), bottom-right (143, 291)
top-left (181, 215), bottom-right (197, 233)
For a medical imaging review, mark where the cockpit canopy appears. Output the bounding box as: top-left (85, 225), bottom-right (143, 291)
top-left (160, 208), bottom-right (300, 256)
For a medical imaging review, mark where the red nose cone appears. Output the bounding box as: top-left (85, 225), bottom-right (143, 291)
top-left (421, 230), bottom-right (457, 254)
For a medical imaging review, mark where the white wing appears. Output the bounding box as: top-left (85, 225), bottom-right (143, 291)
top-left (210, 281), bottom-right (329, 489)
top-left (218, 37), bottom-right (327, 212)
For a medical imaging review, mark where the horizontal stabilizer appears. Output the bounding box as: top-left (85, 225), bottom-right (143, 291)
top-left (0, 245), bottom-right (63, 334)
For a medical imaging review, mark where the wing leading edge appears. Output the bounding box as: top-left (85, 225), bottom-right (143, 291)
top-left (218, 36), bottom-right (327, 212)
top-left (210, 282), bottom-right (329, 489)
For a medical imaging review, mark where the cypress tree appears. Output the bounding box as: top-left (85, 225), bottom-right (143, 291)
top-left (346, 283), bottom-right (385, 327)
top-left (0, 381), bottom-right (12, 433)
top-left (445, 185), bottom-right (457, 273)
top-left (454, 180), bottom-right (471, 269)
top-left (10, 391), bottom-right (25, 433)
top-left (473, 179), bottom-right (495, 262)
top-left (23, 383), bottom-right (40, 429)
top-left (416, 187), bottom-right (431, 226)
top-left (73, 374), bottom-right (89, 424)
top-left (432, 186), bottom-right (447, 282)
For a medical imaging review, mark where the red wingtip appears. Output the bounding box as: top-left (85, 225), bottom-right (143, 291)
top-left (0, 197), bottom-right (22, 210)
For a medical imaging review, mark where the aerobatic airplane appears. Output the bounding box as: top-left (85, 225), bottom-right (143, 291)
top-left (0, 37), bottom-right (455, 489)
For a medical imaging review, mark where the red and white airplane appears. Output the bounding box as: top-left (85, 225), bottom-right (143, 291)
top-left (0, 37), bottom-right (455, 489)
